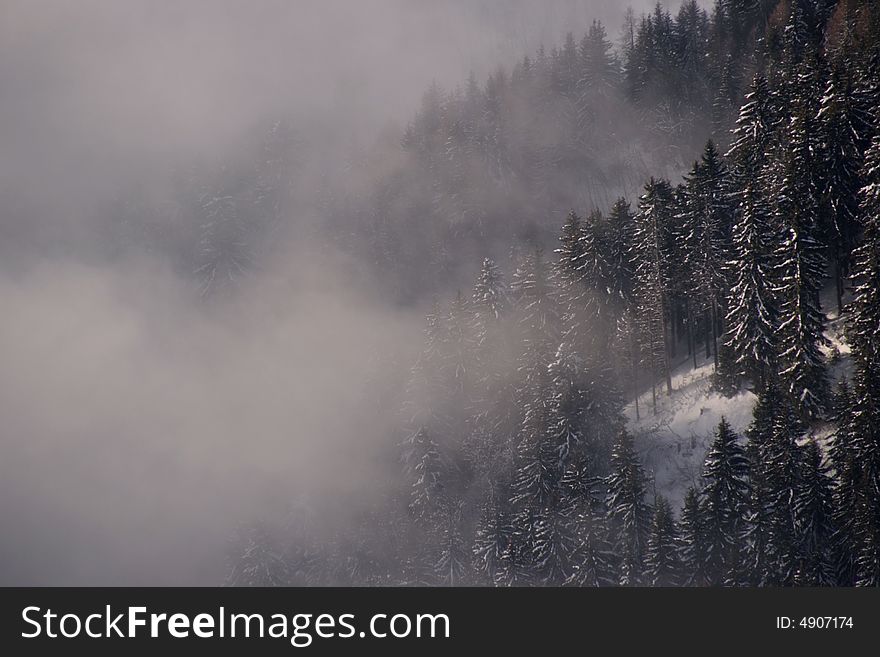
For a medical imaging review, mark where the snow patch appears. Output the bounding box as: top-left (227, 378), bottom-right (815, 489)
top-left (625, 356), bottom-right (756, 511)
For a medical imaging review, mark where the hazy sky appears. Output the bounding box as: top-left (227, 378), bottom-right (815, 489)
top-left (0, 0), bottom-right (694, 585)
top-left (0, 1), bottom-right (688, 245)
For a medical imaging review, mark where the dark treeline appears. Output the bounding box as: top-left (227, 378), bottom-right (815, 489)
top-left (323, 0), bottom-right (878, 303)
top-left (227, 0), bottom-right (880, 587)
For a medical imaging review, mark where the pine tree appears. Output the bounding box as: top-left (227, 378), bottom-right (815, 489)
top-left (562, 465), bottom-right (616, 586)
top-left (606, 198), bottom-right (636, 312)
top-left (646, 496), bottom-right (683, 586)
top-left (631, 178), bottom-right (676, 410)
top-left (816, 64), bottom-right (874, 314)
top-left (854, 485), bottom-right (880, 587)
top-left (511, 249), bottom-right (562, 376)
top-left (579, 20), bottom-right (619, 94)
top-left (701, 418), bottom-right (749, 585)
top-left (472, 258), bottom-right (508, 329)
top-left (403, 426), bottom-right (445, 526)
top-left (681, 141), bottom-right (733, 370)
top-left (794, 440), bottom-right (836, 585)
top-left (576, 20), bottom-right (620, 147)
top-left (679, 486), bottom-right (710, 586)
top-left (554, 211), bottom-right (589, 351)
top-left (435, 503), bottom-right (471, 586)
top-left (195, 187), bottom-right (253, 297)
top-left (554, 211), bottom-right (623, 474)
top-left (401, 308), bottom-right (449, 525)
top-left (829, 377), bottom-right (858, 585)
top-left (743, 430), bottom-right (774, 586)
top-left (508, 249), bottom-right (565, 583)
top-left (614, 306), bottom-right (643, 421)
top-left (226, 523), bottom-right (292, 587)
top-left (848, 134), bottom-right (880, 587)
top-left (606, 431), bottom-right (652, 586)
top-left (443, 290), bottom-right (477, 422)
top-left (725, 75), bottom-right (780, 388)
top-left (547, 342), bottom-right (590, 471)
top-left (251, 119), bottom-right (295, 231)
top-left (468, 258), bottom-right (511, 479)
top-left (400, 302), bottom-right (476, 581)
top-left (578, 210), bottom-right (616, 351)
top-left (848, 135), bottom-right (880, 365)
top-left (763, 388), bottom-right (807, 586)
top-left (772, 86), bottom-right (830, 420)
top-left (473, 489), bottom-right (516, 586)
top-left (531, 493), bottom-right (578, 585)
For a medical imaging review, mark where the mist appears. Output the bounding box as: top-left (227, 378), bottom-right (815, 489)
top-left (0, 0), bottom-right (689, 250)
top-left (0, 0), bottom-right (697, 584)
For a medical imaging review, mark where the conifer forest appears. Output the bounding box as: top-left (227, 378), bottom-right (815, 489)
top-left (3, 1), bottom-right (880, 588)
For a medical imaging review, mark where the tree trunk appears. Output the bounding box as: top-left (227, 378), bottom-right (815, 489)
top-left (711, 301), bottom-right (719, 371)
top-left (662, 319), bottom-right (673, 396)
top-left (688, 298), bottom-right (697, 369)
top-left (633, 368), bottom-right (640, 422)
top-left (704, 310), bottom-right (711, 360)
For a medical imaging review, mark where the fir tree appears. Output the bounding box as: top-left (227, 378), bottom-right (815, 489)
top-left (816, 64), bottom-right (874, 314)
top-left (614, 306), bottom-right (643, 421)
top-left (435, 503), bottom-right (471, 586)
top-left (473, 489), bottom-right (516, 586)
top-left (472, 258), bottom-right (508, 329)
top-left (743, 426), bottom-right (774, 586)
top-left (772, 89), bottom-right (830, 420)
top-left (403, 426), bottom-right (445, 526)
top-left (725, 75), bottom-right (780, 388)
top-left (848, 135), bottom-right (880, 365)
top-left (794, 440), bottom-right (836, 585)
top-left (631, 178), bottom-right (676, 410)
top-left (848, 134), bottom-right (880, 587)
top-left (679, 486), bottom-right (710, 586)
top-left (701, 418), bottom-right (749, 585)
top-left (467, 258), bottom-right (511, 483)
top-left (195, 188), bottom-right (253, 297)
top-left (829, 377), bottom-right (858, 586)
top-left (606, 431), bottom-right (652, 586)
top-left (579, 20), bottom-right (619, 94)
top-left (508, 249), bottom-right (565, 583)
top-left (606, 198), bottom-right (636, 312)
top-left (647, 496), bottom-right (683, 586)
top-left (578, 210), bottom-right (616, 351)
top-left (763, 388), bottom-right (807, 586)
top-left (226, 523), bottom-right (292, 587)
top-left (563, 465), bottom-right (616, 586)
top-left (680, 140), bottom-right (733, 370)
top-left (554, 211), bottom-right (624, 474)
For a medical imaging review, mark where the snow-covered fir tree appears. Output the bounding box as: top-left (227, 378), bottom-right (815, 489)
top-left (231, 1), bottom-right (880, 589)
top-left (700, 418), bottom-right (749, 585)
top-left (847, 133), bottom-right (880, 586)
top-left (680, 140), bottom-right (733, 371)
top-left (793, 440), bottom-right (836, 586)
top-left (631, 178), bottom-right (676, 410)
top-left (725, 75), bottom-right (781, 388)
top-left (646, 496), bottom-right (683, 586)
top-left (605, 431), bottom-right (652, 586)
top-left (678, 486), bottom-right (710, 586)
top-left (771, 81), bottom-right (830, 420)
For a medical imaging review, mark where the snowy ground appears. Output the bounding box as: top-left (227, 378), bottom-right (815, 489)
top-left (625, 353), bottom-right (756, 512)
top-left (628, 287), bottom-right (851, 513)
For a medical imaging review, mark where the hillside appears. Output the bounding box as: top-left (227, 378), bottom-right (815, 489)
top-left (630, 286), bottom-right (851, 512)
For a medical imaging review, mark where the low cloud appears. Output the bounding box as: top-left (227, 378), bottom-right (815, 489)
top-left (0, 247), bottom-right (418, 584)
